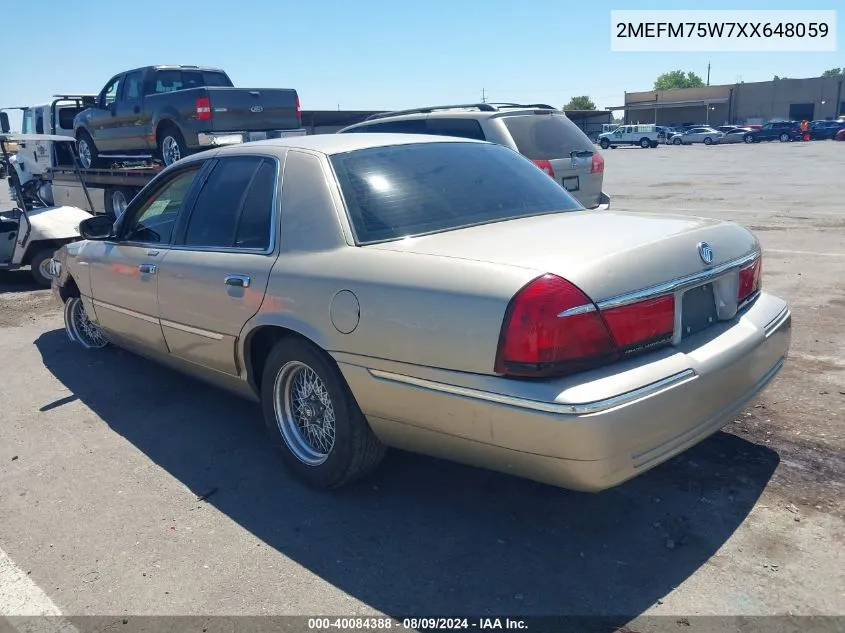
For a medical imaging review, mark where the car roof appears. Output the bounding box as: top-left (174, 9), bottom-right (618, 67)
top-left (215, 133), bottom-right (486, 157)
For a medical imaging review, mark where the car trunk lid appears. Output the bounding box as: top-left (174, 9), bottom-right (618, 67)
top-left (366, 210), bottom-right (758, 304)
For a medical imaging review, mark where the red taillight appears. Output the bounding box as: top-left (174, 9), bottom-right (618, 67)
top-left (532, 159), bottom-right (555, 178)
top-left (601, 296), bottom-right (675, 353)
top-left (495, 275), bottom-right (679, 377)
top-left (590, 152), bottom-right (604, 174)
top-left (738, 257), bottom-right (762, 303)
top-left (195, 96), bottom-right (212, 121)
top-left (495, 274), bottom-right (617, 377)
top-left (296, 95), bottom-right (301, 120)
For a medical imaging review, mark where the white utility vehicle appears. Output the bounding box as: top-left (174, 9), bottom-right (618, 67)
top-left (0, 113), bottom-right (93, 286)
top-left (598, 124), bottom-right (660, 149)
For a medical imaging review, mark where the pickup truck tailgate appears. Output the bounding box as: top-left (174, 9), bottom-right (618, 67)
top-left (206, 87), bottom-right (300, 132)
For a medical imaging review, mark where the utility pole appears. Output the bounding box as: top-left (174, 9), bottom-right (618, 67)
top-left (481, 88), bottom-right (487, 103)
top-left (707, 62), bottom-right (711, 86)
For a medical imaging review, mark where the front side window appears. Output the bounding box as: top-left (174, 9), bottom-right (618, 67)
top-left (330, 142), bottom-right (582, 245)
top-left (181, 156), bottom-right (275, 250)
top-left (21, 110), bottom-right (34, 134)
top-left (124, 167), bottom-right (201, 244)
top-left (121, 71), bottom-right (143, 102)
top-left (102, 77), bottom-right (120, 107)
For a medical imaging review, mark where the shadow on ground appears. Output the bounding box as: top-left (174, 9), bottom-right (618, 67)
top-left (36, 329), bottom-right (779, 618)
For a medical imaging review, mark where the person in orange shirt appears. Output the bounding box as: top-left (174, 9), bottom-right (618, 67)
top-left (800, 119), bottom-right (810, 141)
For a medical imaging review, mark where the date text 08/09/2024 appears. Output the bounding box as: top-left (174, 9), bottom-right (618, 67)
top-left (308, 617), bottom-right (528, 630)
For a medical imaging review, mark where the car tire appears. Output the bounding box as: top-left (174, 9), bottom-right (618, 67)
top-left (704, 137), bottom-right (713, 145)
top-left (779, 133), bottom-right (790, 142)
top-left (639, 137), bottom-right (650, 148)
top-left (104, 187), bottom-right (135, 218)
top-left (672, 137), bottom-right (682, 145)
top-left (599, 138), bottom-right (610, 150)
top-left (63, 296), bottom-right (109, 349)
top-left (649, 141), bottom-right (659, 148)
top-left (29, 248), bottom-right (55, 288)
top-left (76, 131), bottom-right (103, 169)
top-left (744, 134), bottom-right (754, 143)
top-left (157, 126), bottom-right (189, 167)
top-left (261, 337), bottom-right (386, 489)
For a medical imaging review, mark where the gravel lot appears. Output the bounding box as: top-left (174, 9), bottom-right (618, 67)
top-left (1, 141), bottom-right (843, 625)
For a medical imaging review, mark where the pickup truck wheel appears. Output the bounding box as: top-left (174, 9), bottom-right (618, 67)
top-left (158, 129), bottom-right (188, 167)
top-left (29, 248), bottom-right (55, 287)
top-left (261, 337), bottom-right (386, 489)
top-left (77, 133), bottom-right (103, 169)
top-left (639, 137), bottom-right (650, 148)
top-left (599, 138), bottom-right (610, 150)
top-left (105, 187), bottom-right (132, 218)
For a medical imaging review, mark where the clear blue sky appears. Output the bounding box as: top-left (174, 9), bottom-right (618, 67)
top-left (3, 0), bottom-right (841, 129)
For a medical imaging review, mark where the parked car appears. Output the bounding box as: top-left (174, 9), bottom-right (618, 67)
top-left (742, 121), bottom-right (801, 143)
top-left (337, 103), bottom-right (610, 210)
top-left (809, 120), bottom-right (845, 140)
top-left (596, 124), bottom-right (661, 149)
top-left (836, 127), bottom-right (845, 142)
top-left (50, 134), bottom-right (791, 493)
top-left (721, 127), bottom-right (754, 144)
top-left (73, 65), bottom-right (304, 169)
top-left (672, 127), bottom-right (724, 145)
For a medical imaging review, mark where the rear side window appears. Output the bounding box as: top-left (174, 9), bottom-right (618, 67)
top-left (57, 107), bottom-right (81, 130)
top-left (182, 156), bottom-right (275, 249)
top-left (349, 119), bottom-right (427, 134)
top-left (330, 142), bottom-right (582, 244)
top-left (425, 118), bottom-right (486, 140)
top-left (501, 114), bottom-right (593, 159)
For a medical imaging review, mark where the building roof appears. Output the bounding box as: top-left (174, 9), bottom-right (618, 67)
top-left (608, 97), bottom-right (730, 110)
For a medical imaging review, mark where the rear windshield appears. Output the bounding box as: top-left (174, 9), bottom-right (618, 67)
top-left (500, 113), bottom-right (593, 160)
top-left (153, 69), bottom-right (233, 93)
top-left (330, 142), bottom-right (583, 244)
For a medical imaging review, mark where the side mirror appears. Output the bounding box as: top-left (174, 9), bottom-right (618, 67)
top-left (0, 112), bottom-right (9, 133)
top-left (78, 215), bottom-right (115, 240)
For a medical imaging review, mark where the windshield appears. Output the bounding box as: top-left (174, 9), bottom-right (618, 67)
top-left (500, 113), bottom-right (593, 160)
top-left (330, 142), bottom-right (583, 244)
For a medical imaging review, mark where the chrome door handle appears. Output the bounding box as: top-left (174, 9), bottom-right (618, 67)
top-left (139, 263), bottom-right (157, 274)
top-left (224, 274), bottom-right (250, 288)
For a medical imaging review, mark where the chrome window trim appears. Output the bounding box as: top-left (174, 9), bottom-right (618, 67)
top-left (596, 250), bottom-right (760, 311)
top-left (368, 367), bottom-right (697, 415)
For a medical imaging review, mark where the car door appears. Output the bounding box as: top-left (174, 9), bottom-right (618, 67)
top-left (156, 154), bottom-right (279, 375)
top-left (112, 69), bottom-right (147, 151)
top-left (759, 123), bottom-right (775, 141)
top-left (87, 74), bottom-right (122, 151)
top-left (86, 163), bottom-right (205, 354)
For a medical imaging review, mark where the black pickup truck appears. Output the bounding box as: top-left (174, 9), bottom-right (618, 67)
top-left (73, 65), bottom-right (303, 168)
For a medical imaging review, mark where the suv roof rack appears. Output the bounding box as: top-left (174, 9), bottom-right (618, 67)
top-left (363, 102), bottom-right (559, 122)
top-left (365, 103), bottom-right (499, 121)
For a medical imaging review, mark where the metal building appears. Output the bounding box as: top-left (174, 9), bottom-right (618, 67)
top-left (611, 75), bottom-right (845, 127)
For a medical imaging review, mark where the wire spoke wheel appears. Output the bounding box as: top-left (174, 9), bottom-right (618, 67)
top-left (64, 297), bottom-right (108, 349)
top-left (273, 361), bottom-right (337, 466)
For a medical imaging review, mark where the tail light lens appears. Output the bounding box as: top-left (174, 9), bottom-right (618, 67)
top-left (590, 152), bottom-right (605, 174)
top-left (495, 275), bottom-right (679, 377)
top-left (738, 257), bottom-right (762, 303)
top-left (495, 275), bottom-right (617, 377)
top-left (296, 95), bottom-right (302, 120)
top-left (532, 159), bottom-right (555, 178)
top-left (601, 296), bottom-right (675, 354)
top-left (195, 96), bottom-right (212, 121)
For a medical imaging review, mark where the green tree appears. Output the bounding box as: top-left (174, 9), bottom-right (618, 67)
top-left (563, 95), bottom-right (596, 110)
top-left (821, 67), bottom-right (843, 77)
top-left (653, 70), bottom-right (705, 90)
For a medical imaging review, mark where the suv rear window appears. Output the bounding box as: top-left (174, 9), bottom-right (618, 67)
top-left (330, 142), bottom-right (582, 244)
top-left (500, 113), bottom-right (593, 160)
